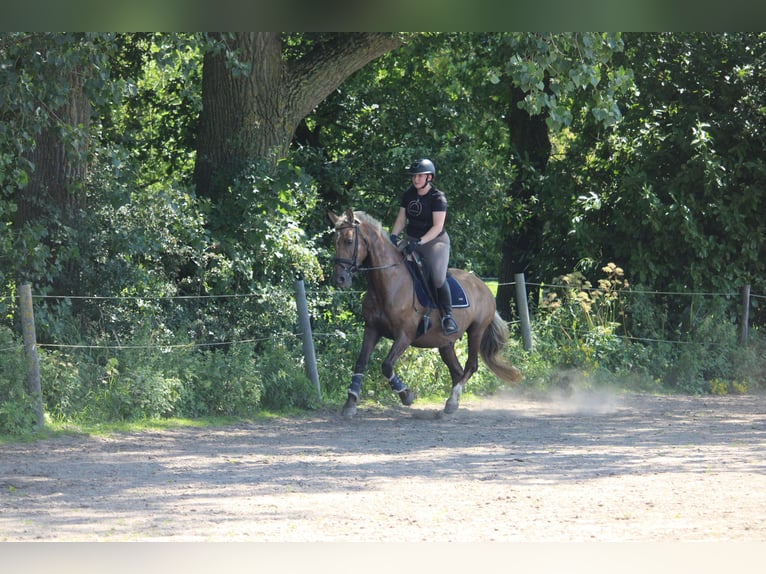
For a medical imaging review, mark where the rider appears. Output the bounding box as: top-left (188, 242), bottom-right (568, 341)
top-left (389, 158), bottom-right (459, 336)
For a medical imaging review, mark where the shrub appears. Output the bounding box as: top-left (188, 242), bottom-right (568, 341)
top-left (175, 346), bottom-right (263, 418)
top-left (535, 263), bottom-right (629, 373)
top-left (0, 326), bottom-right (37, 434)
top-left (258, 340), bottom-right (320, 411)
top-left (515, 264), bottom-right (765, 395)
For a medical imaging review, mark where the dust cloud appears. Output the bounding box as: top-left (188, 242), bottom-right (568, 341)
top-left (468, 369), bottom-right (625, 417)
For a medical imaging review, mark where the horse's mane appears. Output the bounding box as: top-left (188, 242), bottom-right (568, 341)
top-left (336, 210), bottom-right (384, 233)
top-left (354, 211), bottom-right (383, 231)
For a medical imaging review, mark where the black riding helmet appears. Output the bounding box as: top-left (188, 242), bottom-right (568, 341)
top-left (406, 158), bottom-right (436, 179)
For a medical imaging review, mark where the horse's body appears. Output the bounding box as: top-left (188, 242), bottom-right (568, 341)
top-left (329, 209), bottom-right (522, 418)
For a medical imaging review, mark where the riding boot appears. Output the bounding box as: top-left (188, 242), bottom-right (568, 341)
top-left (437, 282), bottom-right (458, 335)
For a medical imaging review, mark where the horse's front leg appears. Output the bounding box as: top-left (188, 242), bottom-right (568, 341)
top-left (382, 335), bottom-right (415, 406)
top-left (342, 326), bottom-right (382, 418)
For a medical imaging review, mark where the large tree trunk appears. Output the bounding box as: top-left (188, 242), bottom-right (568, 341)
top-left (14, 43), bottom-right (91, 294)
top-left (194, 32), bottom-right (404, 202)
top-left (193, 33), bottom-right (284, 201)
top-left (495, 86), bottom-right (551, 320)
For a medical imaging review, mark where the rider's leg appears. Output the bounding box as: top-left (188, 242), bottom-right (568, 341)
top-left (437, 280), bottom-right (458, 335)
top-left (425, 233), bottom-right (458, 335)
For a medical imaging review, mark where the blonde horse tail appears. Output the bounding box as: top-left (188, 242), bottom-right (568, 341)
top-left (480, 312), bottom-right (523, 385)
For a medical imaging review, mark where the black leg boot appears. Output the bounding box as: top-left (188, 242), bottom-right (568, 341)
top-left (437, 282), bottom-right (458, 335)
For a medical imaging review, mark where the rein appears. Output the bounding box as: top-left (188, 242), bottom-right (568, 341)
top-left (334, 221), bottom-right (402, 275)
top-left (359, 261), bottom-right (402, 272)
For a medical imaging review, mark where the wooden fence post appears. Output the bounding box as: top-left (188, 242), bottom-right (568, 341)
top-left (294, 277), bottom-right (321, 401)
top-left (739, 284), bottom-right (750, 345)
top-left (19, 283), bottom-right (44, 429)
top-left (514, 273), bottom-right (533, 351)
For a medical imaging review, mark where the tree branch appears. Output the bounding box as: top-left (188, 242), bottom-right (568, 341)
top-left (285, 33), bottom-right (407, 123)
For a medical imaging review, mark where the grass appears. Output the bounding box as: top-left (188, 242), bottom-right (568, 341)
top-left (0, 411), bottom-right (300, 444)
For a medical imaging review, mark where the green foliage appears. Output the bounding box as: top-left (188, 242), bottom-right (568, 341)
top-left (258, 341), bottom-right (320, 411)
top-left (660, 297), bottom-right (760, 394)
top-left (535, 263), bottom-right (629, 371)
top-left (504, 33), bottom-right (631, 129)
top-left (561, 32), bottom-right (766, 302)
top-left (39, 335), bottom-right (322, 423)
top-left (0, 33), bottom-right (121, 289)
top-left (509, 262), bottom-right (764, 396)
top-left (4, 32), bottom-right (766, 434)
top-left (81, 357), bottom-right (183, 421)
top-left (103, 33), bottom-right (201, 188)
top-left (0, 327), bottom-right (37, 434)
top-left (174, 346), bottom-right (263, 418)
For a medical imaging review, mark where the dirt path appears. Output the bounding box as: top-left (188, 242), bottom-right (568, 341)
top-left (1, 389), bottom-right (765, 542)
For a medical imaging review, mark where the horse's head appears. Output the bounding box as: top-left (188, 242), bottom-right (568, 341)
top-left (328, 209), bottom-right (369, 289)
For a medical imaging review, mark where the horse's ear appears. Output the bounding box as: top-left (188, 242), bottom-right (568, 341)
top-left (327, 211), bottom-right (339, 225)
top-left (345, 208), bottom-right (355, 223)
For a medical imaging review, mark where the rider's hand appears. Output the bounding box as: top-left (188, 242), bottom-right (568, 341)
top-left (405, 239), bottom-right (420, 254)
top-left (389, 233), bottom-right (398, 245)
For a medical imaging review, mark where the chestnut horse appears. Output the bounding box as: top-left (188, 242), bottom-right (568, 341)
top-left (329, 209), bottom-right (521, 418)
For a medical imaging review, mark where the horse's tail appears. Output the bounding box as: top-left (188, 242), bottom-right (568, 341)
top-left (480, 312), bottom-right (523, 385)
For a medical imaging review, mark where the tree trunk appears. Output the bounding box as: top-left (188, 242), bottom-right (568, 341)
top-left (193, 33), bottom-right (284, 201)
top-left (194, 32), bottom-right (404, 202)
top-left (495, 86), bottom-right (551, 320)
top-left (14, 45), bottom-right (91, 294)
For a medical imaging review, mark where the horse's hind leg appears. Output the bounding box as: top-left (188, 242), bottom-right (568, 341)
top-left (439, 342), bottom-right (464, 382)
top-left (443, 327), bottom-right (483, 414)
top-left (440, 342), bottom-right (465, 414)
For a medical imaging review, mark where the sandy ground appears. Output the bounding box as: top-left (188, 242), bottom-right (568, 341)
top-left (1, 388), bottom-right (765, 542)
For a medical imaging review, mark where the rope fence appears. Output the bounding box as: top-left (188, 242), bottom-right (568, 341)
top-left (15, 279), bottom-right (754, 300)
top-left (3, 278), bottom-right (762, 353)
top-left (5, 275), bottom-right (762, 428)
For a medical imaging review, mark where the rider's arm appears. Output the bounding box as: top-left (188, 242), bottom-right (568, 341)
top-left (390, 207), bottom-right (407, 237)
top-left (419, 210), bottom-right (446, 244)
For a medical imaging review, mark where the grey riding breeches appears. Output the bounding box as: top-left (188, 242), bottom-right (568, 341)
top-left (408, 231), bottom-right (450, 288)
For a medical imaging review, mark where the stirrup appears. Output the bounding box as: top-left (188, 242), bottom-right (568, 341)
top-left (442, 314), bottom-right (458, 335)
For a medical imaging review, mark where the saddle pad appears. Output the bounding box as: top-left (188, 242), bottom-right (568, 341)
top-left (407, 261), bottom-right (470, 309)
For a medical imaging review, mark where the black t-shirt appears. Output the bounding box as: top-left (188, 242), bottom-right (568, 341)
top-left (400, 185), bottom-right (447, 239)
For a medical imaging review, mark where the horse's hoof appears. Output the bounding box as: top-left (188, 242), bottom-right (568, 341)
top-left (444, 384), bottom-right (462, 414)
top-left (341, 395), bottom-right (358, 419)
top-left (398, 388), bottom-right (415, 406)
top-left (444, 399), bottom-right (459, 414)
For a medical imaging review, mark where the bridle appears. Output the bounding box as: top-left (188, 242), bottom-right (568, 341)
top-left (333, 220), bottom-right (402, 275)
top-left (333, 220), bottom-right (364, 274)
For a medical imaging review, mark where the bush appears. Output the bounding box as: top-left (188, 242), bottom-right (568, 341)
top-left (40, 349), bottom-right (93, 421)
top-left (0, 326), bottom-right (37, 434)
top-left (662, 298), bottom-right (762, 394)
top-left (513, 264), bottom-right (765, 395)
top-left (534, 264), bottom-right (629, 374)
top-left (176, 346), bottom-right (264, 418)
top-left (258, 341), bottom-right (320, 411)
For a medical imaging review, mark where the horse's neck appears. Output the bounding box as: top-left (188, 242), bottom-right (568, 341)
top-left (363, 229), bottom-right (410, 302)
top-left (365, 230), bottom-right (398, 268)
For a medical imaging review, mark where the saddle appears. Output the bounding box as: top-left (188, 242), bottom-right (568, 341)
top-left (406, 259), bottom-right (469, 310)
top-left (405, 252), bottom-right (469, 337)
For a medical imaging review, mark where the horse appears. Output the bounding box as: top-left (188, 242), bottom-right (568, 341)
top-left (328, 208), bottom-right (522, 418)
